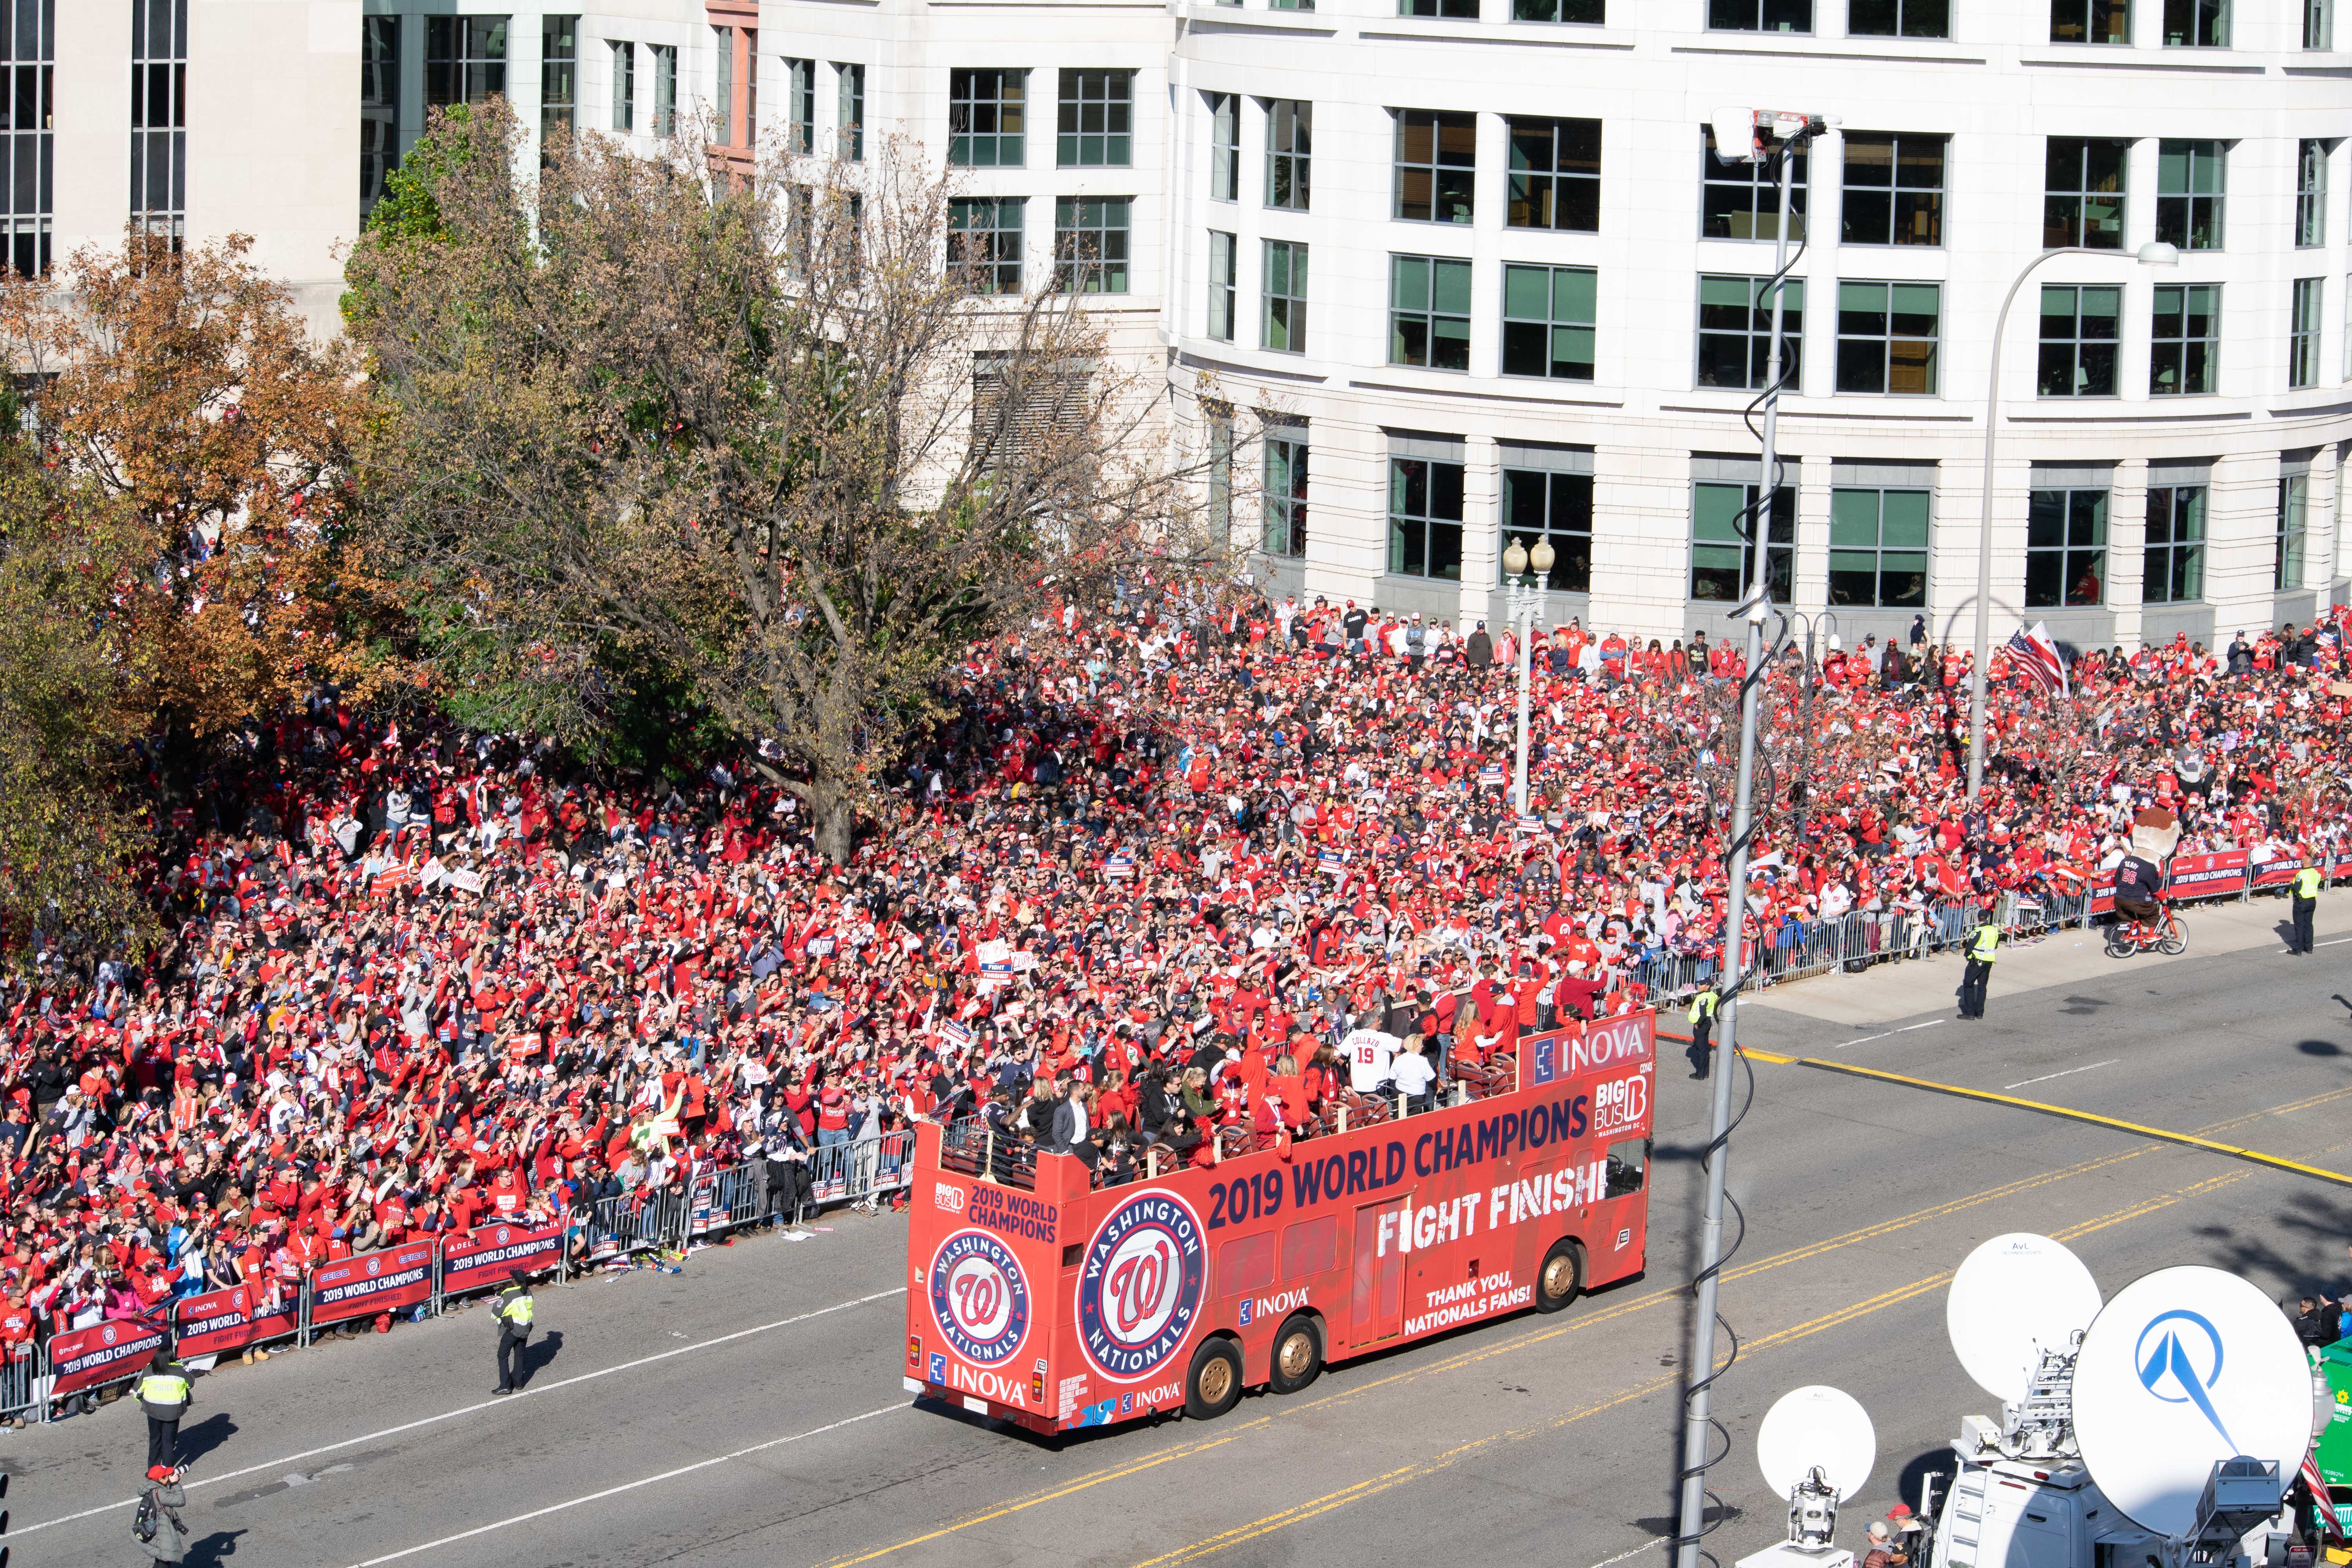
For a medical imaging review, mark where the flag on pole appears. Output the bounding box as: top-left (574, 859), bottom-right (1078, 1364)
top-left (2004, 621), bottom-right (2069, 697)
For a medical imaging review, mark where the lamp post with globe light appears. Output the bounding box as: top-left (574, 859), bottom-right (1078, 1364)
top-left (1502, 534), bottom-right (1554, 815)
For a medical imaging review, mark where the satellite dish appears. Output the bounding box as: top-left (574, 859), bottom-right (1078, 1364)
top-left (1758, 1385), bottom-right (1878, 1503)
top-left (2074, 1265), bottom-right (2315, 1539)
top-left (1946, 1233), bottom-right (2103, 1402)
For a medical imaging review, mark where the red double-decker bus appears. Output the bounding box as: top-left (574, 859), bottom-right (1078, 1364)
top-left (900, 1011), bottom-right (1656, 1434)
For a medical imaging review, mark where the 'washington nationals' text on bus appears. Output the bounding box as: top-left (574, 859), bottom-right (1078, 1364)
top-left (901, 1012), bottom-right (1655, 1434)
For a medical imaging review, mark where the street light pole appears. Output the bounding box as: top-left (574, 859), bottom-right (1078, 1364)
top-left (1966, 241), bottom-right (2178, 802)
top-left (1503, 535), bottom-right (1555, 815)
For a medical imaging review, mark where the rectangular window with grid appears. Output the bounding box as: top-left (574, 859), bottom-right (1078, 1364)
top-left (1266, 100), bottom-right (1310, 211)
top-left (2289, 278), bottom-right (2322, 389)
top-left (1849, 0), bottom-right (1950, 34)
top-left (2026, 486), bottom-right (2108, 606)
top-left (1501, 263), bottom-right (1596, 381)
top-left (651, 44), bottom-right (677, 136)
top-left (1270, 0), bottom-right (1314, 12)
top-left (744, 30), bottom-right (758, 147)
top-left (0, 0), bottom-right (52, 278)
top-left (2150, 283), bottom-right (2219, 395)
top-left (2161, 0), bottom-right (2227, 44)
top-left (2143, 485), bottom-right (2206, 603)
top-left (427, 15), bottom-right (507, 108)
top-left (838, 64), bottom-right (864, 160)
top-left (131, 0), bottom-right (187, 242)
top-left (950, 69), bottom-right (1025, 167)
top-left (2297, 140), bottom-right (2328, 249)
top-left (541, 16), bottom-right (577, 147)
top-left (779, 58), bottom-right (813, 154)
top-left (1501, 468), bottom-right (1593, 591)
top-left (1389, 457), bottom-right (1465, 580)
top-left (1401, 0), bottom-right (1479, 18)
top-left (1266, 433), bottom-right (1308, 556)
top-left (1828, 487), bottom-right (1929, 608)
top-left (2039, 284), bottom-right (2120, 396)
top-left (1840, 134), bottom-right (1944, 247)
top-left (2155, 140), bottom-right (2225, 250)
top-left (949, 196), bottom-right (1024, 295)
top-left (1690, 482), bottom-right (1795, 603)
top-left (1395, 110), bottom-right (1475, 224)
top-left (2051, 0), bottom-right (2131, 38)
top-left (1506, 118), bottom-right (1599, 232)
top-left (2044, 137), bottom-right (2128, 249)
top-left (363, 17), bottom-right (400, 220)
top-left (1835, 281), bottom-right (1939, 394)
top-left (1207, 231), bottom-right (1236, 340)
top-left (609, 39), bottom-right (634, 134)
top-left (712, 27), bottom-right (733, 145)
top-left (1389, 254), bottom-right (1472, 371)
top-left (1709, 0), bottom-right (1811, 30)
top-left (1208, 93), bottom-right (1238, 202)
top-left (2307, 0), bottom-right (2333, 46)
top-left (2277, 472), bottom-right (2308, 590)
top-left (1513, 0), bottom-right (1605, 21)
top-left (1703, 128), bottom-right (1807, 241)
top-left (1054, 197), bottom-right (1129, 293)
top-left (1058, 70), bottom-right (1131, 168)
top-left (1263, 239), bottom-right (1307, 352)
top-left (1696, 275), bottom-right (1804, 391)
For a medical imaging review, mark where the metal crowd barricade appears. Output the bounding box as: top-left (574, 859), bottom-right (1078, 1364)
top-left (0, 1346), bottom-right (38, 1424)
top-left (584, 1187), bottom-right (688, 1265)
top-left (687, 1163), bottom-right (763, 1242)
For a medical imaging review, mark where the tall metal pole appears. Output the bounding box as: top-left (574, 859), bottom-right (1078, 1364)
top-left (1672, 130), bottom-right (1798, 1568)
top-left (1514, 588), bottom-right (1534, 813)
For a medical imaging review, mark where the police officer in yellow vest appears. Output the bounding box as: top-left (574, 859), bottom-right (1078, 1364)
top-left (2291, 857), bottom-right (2325, 956)
top-left (1686, 985), bottom-right (1720, 1080)
top-left (492, 1271), bottom-right (535, 1396)
top-left (137, 1347), bottom-right (192, 1468)
top-left (1958, 920), bottom-right (2000, 1020)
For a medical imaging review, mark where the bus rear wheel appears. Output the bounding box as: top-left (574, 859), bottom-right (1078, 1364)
top-left (1269, 1314), bottom-right (1324, 1396)
top-left (1185, 1337), bottom-right (1244, 1420)
top-left (1534, 1239), bottom-right (1584, 1315)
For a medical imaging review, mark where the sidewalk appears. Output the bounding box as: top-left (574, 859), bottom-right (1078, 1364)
top-left (1746, 888), bottom-right (2352, 1029)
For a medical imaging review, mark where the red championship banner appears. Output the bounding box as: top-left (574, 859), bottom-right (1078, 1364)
top-left (171, 1284), bottom-right (257, 1360)
top-left (2089, 870), bottom-right (2117, 916)
top-left (307, 1241), bottom-right (435, 1328)
top-left (2250, 857), bottom-right (2304, 890)
top-left (49, 1316), bottom-right (167, 1396)
top-left (2332, 855), bottom-right (2352, 882)
top-left (2166, 849), bottom-right (2249, 901)
top-left (439, 1221), bottom-right (564, 1300)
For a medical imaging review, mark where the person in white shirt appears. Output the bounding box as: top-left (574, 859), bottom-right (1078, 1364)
top-left (1341, 1023), bottom-right (1399, 1093)
top-left (1389, 1036), bottom-right (1437, 1113)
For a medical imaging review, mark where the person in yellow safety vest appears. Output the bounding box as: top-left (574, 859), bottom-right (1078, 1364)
top-left (136, 1347), bottom-right (193, 1469)
top-left (492, 1270), bottom-right (535, 1396)
top-left (1957, 920), bottom-right (2000, 1020)
top-left (1686, 985), bottom-right (1720, 1081)
top-left (2291, 857), bottom-right (2324, 956)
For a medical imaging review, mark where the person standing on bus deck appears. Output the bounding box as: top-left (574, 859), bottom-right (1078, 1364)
top-left (1390, 1036), bottom-right (1437, 1116)
top-left (1957, 920), bottom-right (2000, 1020)
top-left (136, 1347), bottom-right (193, 1468)
top-left (2291, 856), bottom-right (2324, 955)
top-left (491, 1270), bottom-right (534, 1395)
top-left (1685, 985), bottom-right (1719, 1080)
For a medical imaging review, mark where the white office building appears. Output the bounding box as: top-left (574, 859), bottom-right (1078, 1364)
top-left (37, 0), bottom-right (2352, 650)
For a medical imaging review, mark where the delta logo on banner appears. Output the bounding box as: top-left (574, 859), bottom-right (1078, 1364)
top-left (49, 1316), bottom-right (167, 1396)
top-left (439, 1223), bottom-right (564, 1299)
top-left (308, 1241), bottom-right (436, 1327)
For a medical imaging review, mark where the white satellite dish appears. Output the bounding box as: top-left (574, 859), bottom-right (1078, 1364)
top-left (2073, 1265), bottom-right (2315, 1540)
top-left (1945, 1233), bottom-right (2103, 1403)
top-left (1758, 1385), bottom-right (1878, 1503)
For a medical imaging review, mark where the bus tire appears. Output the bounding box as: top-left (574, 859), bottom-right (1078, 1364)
top-left (1185, 1336), bottom-right (1244, 1420)
top-left (1268, 1314), bottom-right (1324, 1396)
top-left (1534, 1239), bottom-right (1584, 1315)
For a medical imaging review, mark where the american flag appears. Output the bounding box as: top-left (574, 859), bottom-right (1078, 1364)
top-left (2004, 621), bottom-right (2069, 698)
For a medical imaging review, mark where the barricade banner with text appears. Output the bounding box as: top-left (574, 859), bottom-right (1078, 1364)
top-left (49, 1317), bottom-right (167, 1396)
top-left (2165, 849), bottom-right (2250, 899)
top-left (308, 1241), bottom-right (436, 1327)
top-left (440, 1223), bottom-right (564, 1299)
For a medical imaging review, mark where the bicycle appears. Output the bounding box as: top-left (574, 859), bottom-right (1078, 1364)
top-left (2104, 900), bottom-right (2187, 958)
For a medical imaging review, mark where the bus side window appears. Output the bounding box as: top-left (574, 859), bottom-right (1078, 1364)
top-left (1219, 1232), bottom-right (1276, 1298)
top-left (1281, 1215), bottom-right (1337, 1281)
top-left (1605, 1137), bottom-right (1648, 1198)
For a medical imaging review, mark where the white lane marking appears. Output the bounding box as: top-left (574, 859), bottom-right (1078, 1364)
top-left (16, 1286), bottom-right (908, 1536)
top-left (1584, 1540), bottom-right (1665, 1568)
top-left (2318, 936), bottom-right (2352, 947)
top-left (2005, 1059), bottom-right (2121, 1091)
top-left (347, 1403), bottom-right (908, 1566)
top-left (1834, 1019), bottom-right (1945, 1049)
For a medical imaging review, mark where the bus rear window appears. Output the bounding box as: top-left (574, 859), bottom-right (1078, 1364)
top-left (1606, 1138), bottom-right (1648, 1198)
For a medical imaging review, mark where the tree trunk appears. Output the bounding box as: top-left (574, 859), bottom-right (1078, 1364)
top-left (814, 789), bottom-right (857, 865)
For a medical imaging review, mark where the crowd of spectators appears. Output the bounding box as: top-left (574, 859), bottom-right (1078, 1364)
top-left (2, 581), bottom-right (2345, 1407)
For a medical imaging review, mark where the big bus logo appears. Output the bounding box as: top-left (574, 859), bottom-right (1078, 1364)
top-left (928, 1228), bottom-right (1031, 1366)
top-left (1076, 1190), bottom-right (1207, 1383)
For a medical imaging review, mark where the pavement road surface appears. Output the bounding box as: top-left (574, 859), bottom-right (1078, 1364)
top-left (19, 893), bottom-right (2352, 1568)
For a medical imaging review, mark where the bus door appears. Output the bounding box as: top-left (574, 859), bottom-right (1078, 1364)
top-left (1351, 1197), bottom-right (1406, 1347)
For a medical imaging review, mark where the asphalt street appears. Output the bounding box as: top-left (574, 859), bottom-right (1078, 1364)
top-left (19, 895), bottom-right (2352, 1568)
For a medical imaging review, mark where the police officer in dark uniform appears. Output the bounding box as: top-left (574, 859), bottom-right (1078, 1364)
top-left (2291, 857), bottom-right (2324, 955)
top-left (1957, 919), bottom-right (2000, 1020)
top-left (136, 1347), bottom-right (194, 1468)
top-left (1686, 985), bottom-right (1719, 1079)
top-left (491, 1270), bottom-right (535, 1396)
